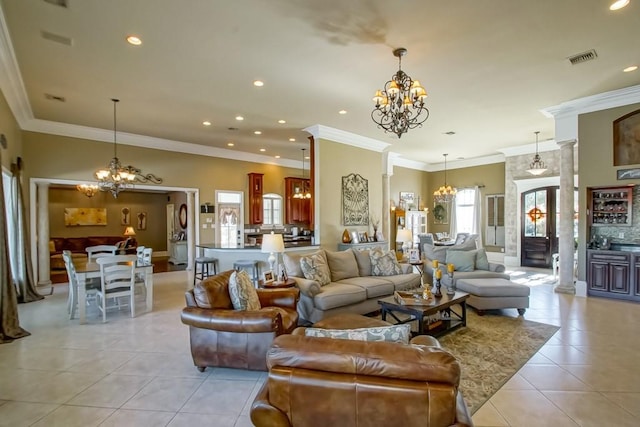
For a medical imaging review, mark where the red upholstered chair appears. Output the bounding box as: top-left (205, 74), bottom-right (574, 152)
top-left (180, 270), bottom-right (300, 371)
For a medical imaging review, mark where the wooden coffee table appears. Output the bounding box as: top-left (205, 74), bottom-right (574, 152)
top-left (378, 291), bottom-right (469, 337)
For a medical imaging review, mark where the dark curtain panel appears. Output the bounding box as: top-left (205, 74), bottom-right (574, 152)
top-left (0, 147), bottom-right (30, 343)
top-left (12, 158), bottom-right (43, 303)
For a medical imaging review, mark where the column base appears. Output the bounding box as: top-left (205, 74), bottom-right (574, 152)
top-left (554, 283), bottom-right (576, 295)
top-left (37, 282), bottom-right (53, 296)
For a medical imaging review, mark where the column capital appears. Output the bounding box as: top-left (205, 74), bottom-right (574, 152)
top-left (556, 139), bottom-right (577, 149)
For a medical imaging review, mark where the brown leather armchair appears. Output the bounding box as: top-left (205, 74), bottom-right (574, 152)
top-left (251, 334), bottom-right (473, 427)
top-left (180, 270), bottom-right (300, 371)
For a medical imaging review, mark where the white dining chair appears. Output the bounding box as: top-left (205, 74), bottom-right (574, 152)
top-left (96, 255), bottom-right (137, 322)
top-left (62, 250), bottom-right (100, 320)
top-left (86, 245), bottom-right (118, 261)
top-left (136, 246), bottom-right (146, 261)
top-left (142, 247), bottom-right (152, 263)
top-left (135, 247), bottom-right (153, 297)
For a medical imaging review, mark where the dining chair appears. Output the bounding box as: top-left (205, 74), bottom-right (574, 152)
top-left (417, 233), bottom-right (435, 259)
top-left (135, 248), bottom-right (153, 297)
top-left (62, 250), bottom-right (100, 320)
top-left (136, 246), bottom-right (146, 261)
top-left (142, 247), bottom-right (153, 263)
top-left (96, 255), bottom-right (137, 322)
top-left (454, 233), bottom-right (469, 245)
top-left (86, 244), bottom-right (118, 261)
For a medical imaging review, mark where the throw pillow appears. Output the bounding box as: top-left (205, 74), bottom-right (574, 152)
top-left (283, 252), bottom-right (305, 277)
top-left (445, 250), bottom-right (476, 272)
top-left (304, 324), bottom-right (411, 344)
top-left (228, 270), bottom-right (261, 311)
top-left (352, 248), bottom-right (372, 276)
top-left (423, 244), bottom-right (448, 264)
top-left (474, 248), bottom-right (490, 271)
top-left (370, 248), bottom-right (403, 276)
top-left (325, 250), bottom-right (359, 281)
top-left (300, 250), bottom-right (331, 286)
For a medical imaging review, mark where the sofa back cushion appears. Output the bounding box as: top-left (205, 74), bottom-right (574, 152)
top-left (325, 250), bottom-right (359, 281)
top-left (193, 270), bottom-right (234, 309)
top-left (300, 250), bottom-right (331, 286)
top-left (352, 248), bottom-right (372, 276)
top-left (370, 248), bottom-right (403, 276)
top-left (445, 250), bottom-right (476, 272)
top-left (283, 252), bottom-right (305, 277)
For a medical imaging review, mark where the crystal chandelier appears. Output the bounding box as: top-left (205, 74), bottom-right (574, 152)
top-left (293, 148), bottom-right (311, 199)
top-left (76, 184), bottom-right (98, 198)
top-left (434, 154), bottom-right (456, 203)
top-left (95, 99), bottom-right (163, 198)
top-left (526, 131), bottom-right (547, 176)
top-left (372, 48), bottom-right (429, 138)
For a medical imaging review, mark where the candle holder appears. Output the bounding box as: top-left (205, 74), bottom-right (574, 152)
top-left (433, 277), bottom-right (443, 298)
top-left (446, 272), bottom-right (456, 295)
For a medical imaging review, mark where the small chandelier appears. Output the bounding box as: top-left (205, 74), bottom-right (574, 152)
top-left (76, 184), bottom-right (98, 198)
top-left (95, 99), bottom-right (163, 198)
top-left (293, 148), bottom-right (311, 199)
top-left (526, 131), bottom-right (547, 176)
top-left (372, 47), bottom-right (429, 138)
top-left (434, 154), bottom-right (456, 203)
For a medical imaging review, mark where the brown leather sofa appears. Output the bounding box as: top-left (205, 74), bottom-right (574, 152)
top-left (180, 270), bottom-right (300, 371)
top-left (49, 236), bottom-right (136, 269)
top-left (251, 334), bottom-right (473, 427)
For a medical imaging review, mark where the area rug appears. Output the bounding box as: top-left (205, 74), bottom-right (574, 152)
top-left (437, 311), bottom-right (560, 414)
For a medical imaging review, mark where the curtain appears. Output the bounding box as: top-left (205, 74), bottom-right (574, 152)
top-left (12, 158), bottom-right (43, 303)
top-left (472, 186), bottom-right (484, 248)
top-left (448, 200), bottom-right (457, 238)
top-left (0, 148), bottom-right (30, 343)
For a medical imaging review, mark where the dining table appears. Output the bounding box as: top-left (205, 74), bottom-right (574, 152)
top-left (74, 259), bottom-right (154, 324)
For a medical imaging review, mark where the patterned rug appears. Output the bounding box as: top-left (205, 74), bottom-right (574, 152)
top-left (438, 310), bottom-right (560, 414)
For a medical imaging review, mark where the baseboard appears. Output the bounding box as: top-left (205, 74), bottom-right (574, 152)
top-left (155, 250), bottom-right (168, 257)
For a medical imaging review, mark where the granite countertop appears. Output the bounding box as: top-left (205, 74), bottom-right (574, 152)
top-left (198, 242), bottom-right (317, 250)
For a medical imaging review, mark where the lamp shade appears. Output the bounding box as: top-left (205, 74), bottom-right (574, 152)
top-left (261, 232), bottom-right (284, 253)
top-left (396, 228), bottom-right (413, 243)
top-left (123, 226), bottom-right (136, 236)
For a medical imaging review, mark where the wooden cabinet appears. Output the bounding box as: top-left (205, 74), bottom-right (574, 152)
top-left (588, 185), bottom-right (633, 227)
top-left (169, 240), bottom-right (187, 265)
top-left (284, 177), bottom-right (310, 224)
top-left (248, 173), bottom-right (264, 225)
top-left (587, 250), bottom-right (637, 301)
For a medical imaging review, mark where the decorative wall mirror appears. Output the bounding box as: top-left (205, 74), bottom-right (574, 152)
top-left (179, 203), bottom-right (188, 229)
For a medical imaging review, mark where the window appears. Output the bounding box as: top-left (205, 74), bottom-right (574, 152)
top-left (262, 193), bottom-right (282, 226)
top-left (454, 188), bottom-right (476, 234)
top-left (216, 191), bottom-right (242, 248)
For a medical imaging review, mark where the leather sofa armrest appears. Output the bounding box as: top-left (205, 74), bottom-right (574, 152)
top-left (452, 391), bottom-right (474, 427)
top-left (250, 381), bottom-right (292, 427)
top-left (257, 288), bottom-right (300, 309)
top-left (489, 262), bottom-right (506, 273)
top-left (291, 277), bottom-right (321, 297)
top-left (181, 307), bottom-right (283, 333)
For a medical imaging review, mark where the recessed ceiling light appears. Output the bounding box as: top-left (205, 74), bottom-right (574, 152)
top-left (278, 119), bottom-right (286, 124)
top-left (623, 65), bottom-right (638, 72)
top-left (202, 121), bottom-right (211, 126)
top-left (289, 138), bottom-right (296, 142)
top-left (254, 131), bottom-right (262, 135)
top-left (609, 0), bottom-right (629, 10)
top-left (259, 148), bottom-right (266, 152)
top-left (253, 80), bottom-right (264, 87)
top-left (126, 35), bottom-right (142, 46)
top-left (275, 155), bottom-right (281, 159)
top-left (227, 142), bottom-right (234, 147)
top-left (235, 115), bottom-right (244, 121)
top-left (339, 110), bottom-right (347, 115)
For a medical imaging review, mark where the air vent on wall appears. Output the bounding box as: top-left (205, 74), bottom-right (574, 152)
top-left (45, 93), bottom-right (66, 102)
top-left (41, 30), bottom-right (73, 46)
top-left (43, 0), bottom-right (68, 7)
top-left (568, 49), bottom-right (598, 65)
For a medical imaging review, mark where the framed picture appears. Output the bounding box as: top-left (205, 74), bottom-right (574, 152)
top-left (408, 248), bottom-right (420, 263)
top-left (136, 212), bottom-right (147, 230)
top-left (617, 168), bottom-right (640, 180)
top-left (399, 191), bottom-right (415, 210)
top-left (263, 271), bottom-right (274, 284)
top-left (433, 202), bottom-right (449, 225)
top-left (121, 207), bottom-right (131, 225)
top-left (64, 208), bottom-right (107, 226)
top-left (613, 108), bottom-right (640, 166)
top-left (351, 231), bottom-right (360, 244)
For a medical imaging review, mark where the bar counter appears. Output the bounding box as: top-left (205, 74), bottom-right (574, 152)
top-left (197, 243), bottom-right (319, 273)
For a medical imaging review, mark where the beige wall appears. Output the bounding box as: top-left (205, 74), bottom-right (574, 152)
top-left (317, 139), bottom-right (384, 249)
top-left (0, 90), bottom-right (21, 170)
top-left (390, 166), bottom-right (429, 209)
top-left (49, 187), bottom-right (168, 250)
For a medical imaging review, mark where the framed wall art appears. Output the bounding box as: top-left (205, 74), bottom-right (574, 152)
top-left (137, 212), bottom-right (148, 230)
top-left (433, 202), bottom-right (449, 225)
top-left (613, 108), bottom-right (640, 166)
top-left (399, 192), bottom-right (415, 210)
top-left (342, 173), bottom-right (369, 225)
top-left (121, 207), bottom-right (131, 225)
top-left (64, 208), bottom-right (107, 226)
top-left (617, 168), bottom-right (640, 180)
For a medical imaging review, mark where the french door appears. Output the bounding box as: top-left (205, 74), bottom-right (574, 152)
top-left (521, 187), bottom-right (558, 268)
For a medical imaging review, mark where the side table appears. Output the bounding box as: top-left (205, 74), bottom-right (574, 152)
top-left (258, 278), bottom-right (296, 289)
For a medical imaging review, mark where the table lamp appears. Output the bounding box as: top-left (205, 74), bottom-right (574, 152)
top-left (123, 226), bottom-right (136, 237)
top-left (261, 231), bottom-right (285, 274)
top-left (396, 228), bottom-right (413, 258)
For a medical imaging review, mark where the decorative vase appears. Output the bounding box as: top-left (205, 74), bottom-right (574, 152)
top-left (342, 229), bottom-right (352, 243)
top-left (434, 278), bottom-right (442, 298)
top-left (446, 272), bottom-right (456, 295)
top-left (373, 226), bottom-right (378, 241)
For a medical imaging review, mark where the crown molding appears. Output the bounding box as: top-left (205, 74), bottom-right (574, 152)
top-left (304, 124), bottom-right (392, 152)
top-left (498, 139), bottom-right (560, 157)
top-left (425, 153), bottom-right (506, 172)
top-left (541, 84), bottom-right (640, 118)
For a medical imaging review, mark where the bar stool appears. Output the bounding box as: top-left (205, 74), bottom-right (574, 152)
top-left (194, 256), bottom-right (219, 286)
top-left (233, 259), bottom-right (261, 287)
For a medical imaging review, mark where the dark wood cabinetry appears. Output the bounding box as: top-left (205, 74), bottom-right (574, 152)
top-left (587, 250), bottom-right (638, 301)
top-left (588, 185), bottom-right (633, 227)
top-left (248, 173), bottom-right (264, 225)
top-left (284, 177), bottom-right (310, 224)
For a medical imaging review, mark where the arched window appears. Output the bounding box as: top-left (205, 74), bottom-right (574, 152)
top-left (263, 193), bottom-right (283, 226)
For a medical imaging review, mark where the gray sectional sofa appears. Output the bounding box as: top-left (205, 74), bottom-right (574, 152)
top-left (283, 248), bottom-right (421, 323)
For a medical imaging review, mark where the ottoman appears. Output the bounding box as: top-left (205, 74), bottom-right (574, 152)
top-left (455, 278), bottom-right (530, 315)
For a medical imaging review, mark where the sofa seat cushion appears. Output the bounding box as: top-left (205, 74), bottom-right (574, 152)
top-left (338, 276), bottom-right (394, 298)
top-left (313, 283), bottom-right (367, 311)
top-left (261, 307), bottom-right (299, 333)
top-left (456, 278), bottom-right (531, 297)
top-left (380, 273), bottom-right (421, 291)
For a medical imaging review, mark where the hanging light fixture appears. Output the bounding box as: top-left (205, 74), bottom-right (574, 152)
top-left (76, 184), bottom-right (98, 198)
top-left (293, 148), bottom-right (311, 199)
top-left (526, 131), bottom-right (547, 176)
top-left (371, 47), bottom-right (429, 138)
top-left (433, 154), bottom-right (456, 203)
top-left (95, 99), bottom-right (163, 198)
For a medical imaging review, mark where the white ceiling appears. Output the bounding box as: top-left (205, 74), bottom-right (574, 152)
top-left (1, 0), bottom-right (639, 168)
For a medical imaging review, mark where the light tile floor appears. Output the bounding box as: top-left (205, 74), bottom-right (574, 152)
top-left (0, 268), bottom-right (638, 426)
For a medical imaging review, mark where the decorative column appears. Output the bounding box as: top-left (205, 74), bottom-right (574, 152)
top-left (186, 190), bottom-right (195, 271)
top-left (36, 182), bottom-right (52, 288)
top-left (382, 152), bottom-right (396, 249)
top-left (555, 139), bottom-right (577, 294)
